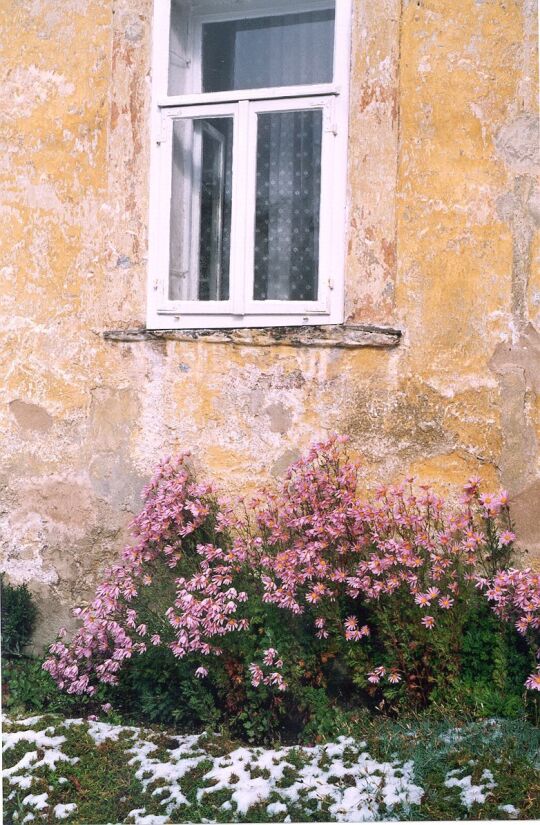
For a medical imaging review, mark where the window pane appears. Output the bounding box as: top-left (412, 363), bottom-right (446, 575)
top-left (169, 117), bottom-right (233, 301)
top-left (253, 110), bottom-right (322, 302)
top-left (202, 9), bottom-right (335, 92)
top-left (168, 0), bottom-right (191, 96)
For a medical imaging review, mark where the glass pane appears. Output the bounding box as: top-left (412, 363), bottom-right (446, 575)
top-left (169, 117), bottom-right (233, 301)
top-left (202, 9), bottom-right (335, 92)
top-left (253, 110), bottom-right (322, 302)
top-left (168, 0), bottom-right (191, 96)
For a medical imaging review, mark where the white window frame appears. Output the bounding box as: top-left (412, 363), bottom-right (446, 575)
top-left (147, 0), bottom-right (352, 330)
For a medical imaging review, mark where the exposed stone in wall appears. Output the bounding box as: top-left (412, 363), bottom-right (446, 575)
top-left (0, 0), bottom-right (538, 644)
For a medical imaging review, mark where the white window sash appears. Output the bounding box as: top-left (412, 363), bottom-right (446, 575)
top-left (155, 102), bottom-right (238, 314)
top-left (156, 96), bottom-right (334, 317)
top-left (146, 0), bottom-right (352, 330)
top-left (158, 84), bottom-right (340, 108)
top-left (242, 96), bottom-right (335, 316)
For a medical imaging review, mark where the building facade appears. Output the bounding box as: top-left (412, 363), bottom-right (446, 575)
top-left (1, 0), bottom-right (539, 646)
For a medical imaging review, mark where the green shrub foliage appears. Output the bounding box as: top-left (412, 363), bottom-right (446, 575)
top-left (1, 575), bottom-right (38, 656)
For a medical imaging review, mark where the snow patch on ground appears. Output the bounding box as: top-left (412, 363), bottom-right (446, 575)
top-left (86, 719), bottom-right (139, 745)
top-left (52, 803), bottom-right (77, 819)
top-left (126, 808), bottom-right (169, 824)
top-left (3, 716), bottom-right (531, 823)
top-left (197, 736), bottom-right (423, 820)
top-left (444, 766), bottom-right (497, 807)
top-left (499, 803), bottom-right (520, 817)
top-left (22, 793), bottom-right (49, 811)
top-left (127, 733), bottom-right (207, 812)
top-left (2, 724), bottom-right (78, 789)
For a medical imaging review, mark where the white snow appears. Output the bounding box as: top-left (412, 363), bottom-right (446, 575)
top-left (4, 715), bottom-right (528, 823)
top-left (22, 793), bottom-right (49, 811)
top-left (499, 803), bottom-right (520, 817)
top-left (197, 736), bottom-right (423, 819)
top-left (7, 715), bottom-right (44, 727)
top-left (127, 733), bottom-right (208, 811)
top-left (52, 803), bottom-right (77, 820)
top-left (3, 719), bottom-right (424, 821)
top-left (2, 724), bottom-right (78, 790)
top-left (444, 767), bottom-right (497, 807)
top-left (126, 808), bottom-right (169, 824)
top-left (266, 801), bottom-right (288, 815)
top-left (85, 719), bottom-right (139, 745)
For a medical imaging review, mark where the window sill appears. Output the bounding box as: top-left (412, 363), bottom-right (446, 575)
top-left (101, 324), bottom-right (402, 349)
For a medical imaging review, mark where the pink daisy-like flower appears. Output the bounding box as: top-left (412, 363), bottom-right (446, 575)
top-left (438, 595), bottom-right (454, 609)
top-left (498, 530), bottom-right (516, 546)
top-left (498, 490), bottom-right (509, 506)
top-left (344, 616), bottom-right (358, 631)
top-left (388, 671), bottom-right (401, 684)
top-left (367, 665), bottom-right (386, 684)
top-left (263, 648), bottom-right (277, 666)
top-left (195, 667), bottom-right (208, 679)
top-left (525, 672), bottom-right (540, 691)
top-left (421, 615), bottom-right (435, 629)
top-left (516, 615), bottom-right (533, 633)
top-left (415, 593), bottom-right (431, 607)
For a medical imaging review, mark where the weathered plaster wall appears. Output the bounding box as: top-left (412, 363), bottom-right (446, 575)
top-left (1, 0), bottom-right (538, 645)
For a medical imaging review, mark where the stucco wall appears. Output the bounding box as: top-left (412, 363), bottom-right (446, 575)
top-left (1, 0), bottom-right (538, 647)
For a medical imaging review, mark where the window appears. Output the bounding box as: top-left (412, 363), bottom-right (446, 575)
top-left (147, 0), bottom-right (352, 329)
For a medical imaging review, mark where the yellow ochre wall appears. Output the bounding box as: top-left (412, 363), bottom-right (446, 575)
top-left (1, 0), bottom-right (538, 644)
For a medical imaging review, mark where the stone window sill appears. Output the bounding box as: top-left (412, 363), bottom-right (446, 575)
top-left (101, 324), bottom-right (402, 349)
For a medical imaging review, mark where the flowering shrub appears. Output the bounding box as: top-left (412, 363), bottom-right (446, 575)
top-left (43, 456), bottom-right (252, 695)
top-left (43, 437), bottom-right (539, 736)
top-left (480, 569), bottom-right (540, 690)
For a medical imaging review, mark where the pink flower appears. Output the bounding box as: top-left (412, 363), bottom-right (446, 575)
top-left (525, 672), bottom-right (540, 691)
top-left (367, 666), bottom-right (386, 684)
top-left (249, 664), bottom-right (263, 687)
top-left (263, 648), bottom-right (277, 666)
top-left (421, 615), bottom-right (435, 629)
top-left (388, 671), bottom-right (401, 684)
top-left (438, 595), bottom-right (454, 609)
top-left (101, 703), bottom-right (113, 714)
top-left (195, 667), bottom-right (208, 679)
top-left (498, 530), bottom-right (516, 546)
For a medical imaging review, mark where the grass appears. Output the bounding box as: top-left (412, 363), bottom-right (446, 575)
top-left (3, 713), bottom-right (540, 823)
